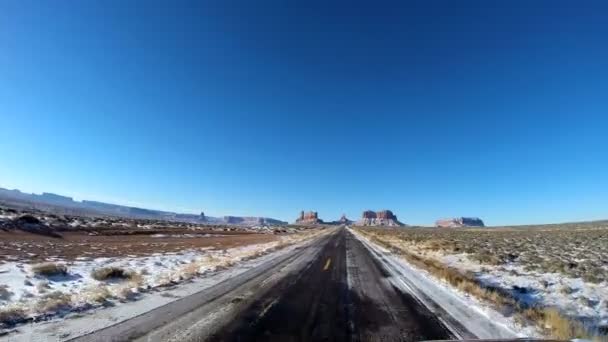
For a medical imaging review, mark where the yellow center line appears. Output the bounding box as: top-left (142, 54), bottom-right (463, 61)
top-left (323, 258), bottom-right (331, 271)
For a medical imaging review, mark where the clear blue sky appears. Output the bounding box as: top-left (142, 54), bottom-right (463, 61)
top-left (1, 1), bottom-right (607, 225)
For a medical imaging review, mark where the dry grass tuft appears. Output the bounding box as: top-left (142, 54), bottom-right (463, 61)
top-left (115, 285), bottom-right (138, 301)
top-left (0, 305), bottom-right (27, 326)
top-left (178, 262), bottom-right (201, 280)
top-left (126, 271), bottom-right (145, 289)
top-left (91, 266), bottom-right (136, 281)
top-left (31, 263), bottom-right (68, 277)
top-left (82, 285), bottom-right (113, 304)
top-left (35, 291), bottom-right (72, 313)
top-left (155, 273), bottom-right (174, 287)
top-left (531, 307), bottom-right (589, 339)
top-left (113, 271), bottom-right (145, 301)
top-left (0, 284), bottom-right (13, 301)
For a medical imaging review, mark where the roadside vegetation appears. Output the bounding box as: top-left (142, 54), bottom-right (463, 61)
top-left (355, 222), bottom-right (608, 340)
top-left (31, 263), bottom-right (68, 277)
top-left (91, 266), bottom-right (137, 281)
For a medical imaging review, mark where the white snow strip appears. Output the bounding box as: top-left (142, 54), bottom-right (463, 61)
top-left (0, 243), bottom-right (275, 308)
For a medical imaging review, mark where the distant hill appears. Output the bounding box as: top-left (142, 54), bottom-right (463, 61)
top-left (0, 187), bottom-right (286, 226)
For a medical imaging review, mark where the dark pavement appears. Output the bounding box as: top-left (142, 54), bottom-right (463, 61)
top-left (209, 228), bottom-right (453, 342)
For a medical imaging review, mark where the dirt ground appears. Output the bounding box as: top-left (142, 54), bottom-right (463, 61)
top-left (0, 229), bottom-right (278, 263)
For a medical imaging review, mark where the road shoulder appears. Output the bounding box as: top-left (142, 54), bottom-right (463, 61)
top-left (349, 228), bottom-right (520, 339)
top-left (4, 231), bottom-right (331, 342)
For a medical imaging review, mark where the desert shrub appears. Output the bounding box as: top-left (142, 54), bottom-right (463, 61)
top-left (91, 267), bottom-right (135, 281)
top-left (560, 286), bottom-right (575, 295)
top-left (31, 263), bottom-right (68, 277)
top-left (84, 286), bottom-right (113, 304)
top-left (155, 273), bottom-right (174, 287)
top-left (472, 252), bottom-right (503, 265)
top-left (0, 306), bottom-right (27, 326)
top-left (0, 285), bottom-right (13, 301)
top-left (113, 271), bottom-right (146, 301)
top-left (178, 262), bottom-right (201, 280)
top-left (127, 271), bottom-right (145, 289)
top-left (582, 271), bottom-right (604, 284)
top-left (542, 308), bottom-right (588, 339)
top-left (15, 214), bottom-right (41, 225)
top-left (36, 291), bottom-right (72, 313)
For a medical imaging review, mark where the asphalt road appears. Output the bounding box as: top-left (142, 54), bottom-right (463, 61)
top-left (71, 231), bottom-right (334, 342)
top-left (208, 228), bottom-right (453, 342)
top-left (74, 228), bottom-right (454, 342)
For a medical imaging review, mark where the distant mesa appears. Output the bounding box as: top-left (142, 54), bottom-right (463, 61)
top-left (328, 214), bottom-right (353, 225)
top-left (0, 187), bottom-right (286, 227)
top-left (223, 216), bottom-right (248, 224)
top-left (357, 210), bottom-right (403, 226)
top-left (221, 216), bottom-right (287, 226)
top-left (435, 217), bottom-right (485, 228)
top-left (338, 214), bottom-right (352, 224)
top-left (40, 192), bottom-right (74, 205)
top-left (295, 210), bottom-right (323, 224)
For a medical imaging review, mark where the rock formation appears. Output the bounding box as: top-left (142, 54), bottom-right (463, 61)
top-left (223, 216), bottom-right (246, 224)
top-left (338, 214), bottom-right (352, 224)
top-left (295, 210), bottom-right (323, 224)
top-left (435, 217), bottom-right (485, 228)
top-left (1, 215), bottom-right (61, 238)
top-left (357, 210), bottom-right (403, 226)
top-left (362, 210), bottom-right (376, 219)
top-left (328, 214), bottom-right (353, 225)
top-left (221, 216), bottom-right (286, 226)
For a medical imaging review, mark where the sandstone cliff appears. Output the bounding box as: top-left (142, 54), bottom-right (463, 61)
top-left (357, 210), bottom-right (403, 226)
top-left (435, 217), bottom-right (485, 228)
top-left (295, 211), bottom-right (323, 224)
top-left (338, 214), bottom-right (353, 224)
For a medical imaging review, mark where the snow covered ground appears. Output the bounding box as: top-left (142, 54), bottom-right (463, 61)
top-left (0, 230), bottom-right (324, 332)
top-left (437, 252), bottom-right (608, 332)
top-left (355, 227), bottom-right (608, 338)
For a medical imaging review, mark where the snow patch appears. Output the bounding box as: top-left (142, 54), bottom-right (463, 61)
top-left (435, 252), bottom-right (608, 330)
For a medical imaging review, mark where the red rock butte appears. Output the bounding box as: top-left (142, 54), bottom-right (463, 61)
top-left (338, 214), bottom-right (352, 224)
top-left (357, 210), bottom-right (403, 226)
top-left (295, 211), bottom-right (323, 224)
top-left (435, 217), bottom-right (485, 228)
